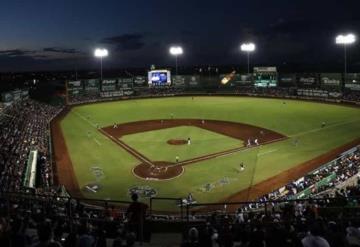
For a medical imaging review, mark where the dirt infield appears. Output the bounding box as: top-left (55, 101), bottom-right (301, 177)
top-left (101, 119), bottom-right (286, 179)
top-left (167, 139), bottom-right (187, 145)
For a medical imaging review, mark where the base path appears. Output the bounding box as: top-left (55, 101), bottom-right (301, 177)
top-left (101, 119), bottom-right (287, 179)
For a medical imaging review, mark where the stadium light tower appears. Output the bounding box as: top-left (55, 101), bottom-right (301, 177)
top-left (169, 46), bottom-right (183, 75)
top-left (240, 43), bottom-right (256, 75)
top-left (335, 33), bottom-right (356, 84)
top-left (94, 48), bottom-right (109, 80)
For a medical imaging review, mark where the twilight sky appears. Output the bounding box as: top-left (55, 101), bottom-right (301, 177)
top-left (0, 0), bottom-right (359, 72)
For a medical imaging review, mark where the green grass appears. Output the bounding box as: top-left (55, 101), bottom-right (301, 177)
top-left (121, 126), bottom-right (243, 162)
top-left (59, 96), bottom-right (360, 210)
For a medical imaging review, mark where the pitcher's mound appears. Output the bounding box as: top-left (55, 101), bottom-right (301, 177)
top-left (167, 139), bottom-right (187, 145)
top-left (133, 161), bottom-right (184, 180)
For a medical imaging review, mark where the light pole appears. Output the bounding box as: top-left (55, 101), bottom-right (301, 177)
top-left (240, 43), bottom-right (256, 75)
top-left (169, 46), bottom-right (183, 75)
top-left (335, 34), bottom-right (356, 84)
top-left (94, 48), bottom-right (109, 80)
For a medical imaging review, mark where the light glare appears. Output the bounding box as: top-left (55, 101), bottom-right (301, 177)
top-left (240, 43), bottom-right (256, 52)
top-left (336, 34), bottom-right (356, 45)
top-left (169, 46), bottom-right (183, 56)
top-left (94, 48), bottom-right (109, 57)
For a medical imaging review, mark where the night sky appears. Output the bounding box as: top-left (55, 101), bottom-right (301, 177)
top-left (0, 0), bottom-right (359, 72)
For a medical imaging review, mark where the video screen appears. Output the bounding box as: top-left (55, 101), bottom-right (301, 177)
top-left (148, 70), bottom-right (171, 86)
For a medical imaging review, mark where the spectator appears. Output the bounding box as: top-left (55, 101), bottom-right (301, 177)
top-left (126, 193), bottom-right (148, 241)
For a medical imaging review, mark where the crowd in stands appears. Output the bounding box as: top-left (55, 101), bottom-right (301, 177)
top-left (343, 91), bottom-right (360, 102)
top-left (0, 99), bottom-right (61, 192)
top-left (252, 148), bottom-right (360, 205)
top-left (2, 184), bottom-right (360, 246)
top-left (182, 183), bottom-right (360, 247)
top-left (0, 192), bottom-right (149, 247)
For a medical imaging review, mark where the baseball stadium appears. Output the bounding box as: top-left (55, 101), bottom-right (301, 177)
top-left (2, 8), bottom-right (360, 244)
top-left (2, 69), bottom-right (360, 245)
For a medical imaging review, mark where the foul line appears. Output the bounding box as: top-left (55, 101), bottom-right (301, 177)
top-left (99, 129), bottom-right (153, 165)
top-left (290, 119), bottom-right (360, 138)
top-left (93, 138), bottom-right (102, 146)
top-left (73, 110), bottom-right (153, 165)
top-left (73, 110), bottom-right (98, 128)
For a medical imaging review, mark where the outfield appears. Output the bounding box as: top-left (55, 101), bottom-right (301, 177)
top-left (53, 96), bottom-right (360, 210)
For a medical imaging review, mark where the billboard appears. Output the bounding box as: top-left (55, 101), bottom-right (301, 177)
top-left (118, 77), bottom-right (134, 89)
top-left (101, 79), bottom-right (117, 91)
top-left (219, 72), bottom-right (252, 87)
top-left (84, 79), bottom-right (100, 91)
top-left (233, 74), bottom-right (253, 86)
top-left (345, 73), bottom-right (360, 91)
top-left (279, 74), bottom-right (296, 86)
top-left (148, 70), bottom-right (171, 86)
top-left (133, 76), bottom-right (146, 87)
top-left (186, 75), bottom-right (201, 87)
top-left (172, 75), bottom-right (186, 87)
top-left (297, 74), bottom-right (319, 87)
top-left (320, 73), bottom-right (341, 88)
top-left (100, 89), bottom-right (134, 98)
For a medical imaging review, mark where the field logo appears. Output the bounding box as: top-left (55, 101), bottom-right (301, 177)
top-left (83, 182), bottom-right (102, 193)
top-left (90, 166), bottom-right (105, 181)
top-left (129, 185), bottom-right (157, 198)
top-left (198, 177), bottom-right (238, 193)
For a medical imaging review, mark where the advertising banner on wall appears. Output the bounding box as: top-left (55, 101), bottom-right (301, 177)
top-left (320, 73), bottom-right (341, 88)
top-left (101, 79), bottom-right (117, 91)
top-left (118, 77), bottom-right (134, 89)
top-left (186, 76), bottom-right (201, 87)
top-left (133, 76), bottom-right (146, 87)
top-left (172, 75), bottom-right (186, 87)
top-left (279, 74), bottom-right (296, 86)
top-left (297, 74), bottom-right (319, 87)
top-left (345, 73), bottom-right (360, 91)
top-left (219, 73), bottom-right (252, 87)
top-left (84, 79), bottom-right (100, 93)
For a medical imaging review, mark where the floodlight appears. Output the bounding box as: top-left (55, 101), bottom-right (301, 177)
top-left (240, 42), bottom-right (256, 74)
top-left (335, 33), bottom-right (357, 84)
top-left (240, 43), bottom-right (256, 52)
top-left (94, 48), bottom-right (109, 57)
top-left (169, 46), bottom-right (183, 75)
top-left (169, 46), bottom-right (183, 56)
top-left (335, 34), bottom-right (356, 45)
top-left (94, 48), bottom-right (109, 80)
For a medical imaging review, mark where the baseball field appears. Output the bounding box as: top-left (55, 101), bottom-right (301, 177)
top-left (52, 96), bottom-right (360, 211)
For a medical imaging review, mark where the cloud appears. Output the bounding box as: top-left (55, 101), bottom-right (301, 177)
top-left (0, 49), bottom-right (35, 57)
top-left (43, 47), bottom-right (81, 54)
top-left (100, 33), bottom-right (146, 51)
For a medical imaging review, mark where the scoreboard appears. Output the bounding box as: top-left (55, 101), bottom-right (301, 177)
top-left (148, 70), bottom-right (171, 86)
top-left (253, 67), bottom-right (278, 87)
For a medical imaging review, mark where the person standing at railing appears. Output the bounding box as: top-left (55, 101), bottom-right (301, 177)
top-left (126, 193), bottom-right (148, 243)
